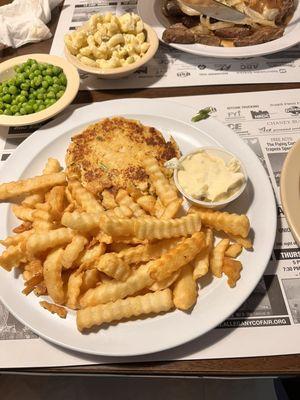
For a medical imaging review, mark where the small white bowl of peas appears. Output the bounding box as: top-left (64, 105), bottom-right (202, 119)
top-left (0, 54), bottom-right (80, 127)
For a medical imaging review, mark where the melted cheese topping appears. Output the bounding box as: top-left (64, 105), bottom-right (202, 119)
top-left (177, 150), bottom-right (245, 202)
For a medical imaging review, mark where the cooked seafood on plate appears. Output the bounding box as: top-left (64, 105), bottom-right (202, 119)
top-left (162, 0), bottom-right (295, 47)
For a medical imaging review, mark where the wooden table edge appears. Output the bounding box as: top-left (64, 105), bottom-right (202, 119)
top-left (1, 1), bottom-right (300, 376)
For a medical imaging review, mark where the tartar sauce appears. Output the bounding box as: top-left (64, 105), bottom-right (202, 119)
top-left (177, 150), bottom-right (245, 202)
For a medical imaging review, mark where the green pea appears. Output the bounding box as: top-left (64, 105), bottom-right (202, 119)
top-left (49, 98), bottom-right (57, 106)
top-left (46, 91), bottom-right (56, 99)
top-left (4, 109), bottom-right (12, 116)
top-left (15, 112), bottom-right (21, 116)
top-left (45, 76), bottom-right (53, 85)
top-left (37, 93), bottom-right (44, 100)
top-left (30, 64), bottom-right (39, 72)
top-left (4, 103), bottom-right (11, 110)
top-left (59, 73), bottom-right (67, 86)
top-left (42, 70), bottom-right (48, 76)
top-left (52, 76), bottom-right (60, 85)
top-left (20, 90), bottom-right (29, 97)
top-left (11, 99), bottom-right (18, 106)
top-left (0, 86), bottom-right (3, 93)
top-left (29, 73), bottom-right (35, 80)
top-left (33, 70), bottom-right (40, 77)
top-left (0, 109), bottom-right (3, 115)
top-left (42, 81), bottom-right (49, 89)
top-left (36, 99), bottom-right (43, 106)
top-left (19, 107), bottom-right (27, 115)
top-left (28, 99), bottom-right (35, 106)
top-left (25, 104), bottom-right (33, 114)
top-left (2, 86), bottom-right (9, 94)
top-left (11, 105), bottom-right (19, 114)
top-left (29, 93), bottom-right (36, 100)
top-left (8, 85), bottom-right (18, 95)
top-left (2, 93), bottom-right (12, 103)
top-left (14, 66), bottom-right (22, 73)
top-left (56, 90), bottom-right (65, 99)
top-left (0, 101), bottom-right (3, 108)
top-left (20, 82), bottom-right (29, 91)
top-left (29, 87), bottom-right (35, 94)
top-left (16, 95), bottom-right (26, 104)
top-left (33, 103), bottom-right (39, 112)
top-left (38, 104), bottom-right (45, 111)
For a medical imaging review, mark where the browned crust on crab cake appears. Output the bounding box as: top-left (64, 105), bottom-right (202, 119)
top-left (66, 117), bottom-right (180, 198)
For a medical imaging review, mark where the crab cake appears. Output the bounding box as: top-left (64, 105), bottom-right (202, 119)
top-left (66, 117), bottom-right (180, 198)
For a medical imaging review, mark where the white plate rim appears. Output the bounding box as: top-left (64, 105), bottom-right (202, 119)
top-left (0, 98), bottom-right (277, 357)
top-left (137, 0), bottom-right (300, 59)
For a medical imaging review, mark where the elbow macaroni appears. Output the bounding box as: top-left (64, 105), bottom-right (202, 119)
top-left (64, 12), bottom-right (150, 69)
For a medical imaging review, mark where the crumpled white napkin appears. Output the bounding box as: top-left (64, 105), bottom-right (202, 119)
top-left (0, 0), bottom-right (63, 50)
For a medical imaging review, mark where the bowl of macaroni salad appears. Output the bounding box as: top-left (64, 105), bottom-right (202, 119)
top-left (64, 12), bottom-right (159, 79)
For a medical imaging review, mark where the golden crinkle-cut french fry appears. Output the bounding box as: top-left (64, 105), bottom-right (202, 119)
top-left (22, 273), bottom-right (43, 296)
top-left (61, 211), bottom-right (100, 232)
top-left (154, 198), bottom-right (165, 218)
top-left (225, 243), bottom-right (243, 258)
top-left (12, 205), bottom-right (35, 222)
top-left (189, 206), bottom-right (250, 239)
top-left (100, 213), bottom-right (201, 240)
top-left (43, 248), bottom-right (65, 304)
top-left (222, 257), bottom-right (242, 288)
top-left (23, 259), bottom-right (43, 281)
top-left (149, 232), bottom-right (206, 282)
top-left (26, 228), bottom-right (74, 256)
top-left (43, 158), bottom-right (62, 174)
top-left (161, 199), bottom-right (182, 219)
top-left (77, 243), bottom-right (106, 267)
top-left (12, 221), bottom-right (32, 234)
top-left (62, 235), bottom-right (88, 269)
top-left (32, 219), bottom-right (56, 231)
top-left (68, 180), bottom-right (104, 215)
top-left (143, 156), bottom-right (178, 207)
top-left (227, 233), bottom-right (253, 250)
top-left (116, 189), bottom-right (146, 217)
top-left (94, 253), bottom-right (131, 281)
top-left (101, 190), bottom-right (117, 210)
top-left (193, 228), bottom-right (214, 280)
top-left (81, 269), bottom-right (101, 293)
top-left (34, 202), bottom-right (50, 211)
top-left (0, 172), bottom-right (66, 201)
top-left (136, 195), bottom-right (156, 215)
top-left (173, 263), bottom-right (198, 310)
top-left (67, 271), bottom-right (84, 309)
top-left (210, 238), bottom-right (230, 278)
top-left (40, 301), bottom-right (67, 318)
top-left (77, 288), bottom-right (174, 331)
top-left (80, 263), bottom-right (153, 308)
top-left (22, 193), bottom-right (45, 208)
top-left (106, 205), bottom-right (133, 218)
top-left (48, 186), bottom-right (66, 220)
top-left (149, 270), bottom-right (180, 292)
top-left (0, 243), bottom-right (25, 271)
top-left (117, 238), bottom-right (181, 265)
top-left (0, 230), bottom-right (33, 248)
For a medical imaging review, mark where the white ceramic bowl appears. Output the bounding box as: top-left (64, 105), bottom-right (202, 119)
top-left (0, 54), bottom-right (80, 127)
top-left (64, 23), bottom-right (159, 79)
top-left (174, 146), bottom-right (248, 209)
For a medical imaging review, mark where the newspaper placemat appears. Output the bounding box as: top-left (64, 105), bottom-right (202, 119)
top-left (50, 0), bottom-right (300, 90)
top-left (0, 88), bottom-right (300, 368)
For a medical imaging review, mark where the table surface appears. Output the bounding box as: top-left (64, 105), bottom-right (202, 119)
top-left (1, 1), bottom-right (300, 377)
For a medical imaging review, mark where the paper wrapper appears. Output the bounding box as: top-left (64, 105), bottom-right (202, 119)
top-left (0, 0), bottom-right (63, 49)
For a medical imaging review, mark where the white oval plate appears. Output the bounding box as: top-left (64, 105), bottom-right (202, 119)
top-left (0, 99), bottom-right (276, 357)
top-left (138, 0), bottom-right (300, 59)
